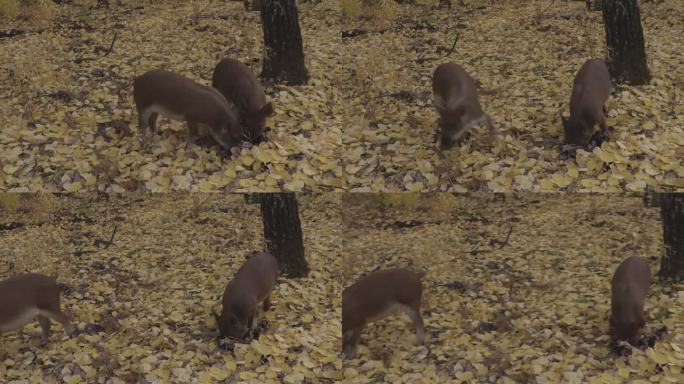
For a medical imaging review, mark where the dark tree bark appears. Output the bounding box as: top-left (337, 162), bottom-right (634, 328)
top-left (260, 193), bottom-right (308, 278)
top-left (260, 0), bottom-right (308, 85)
top-left (659, 194), bottom-right (684, 279)
top-left (602, 0), bottom-right (650, 85)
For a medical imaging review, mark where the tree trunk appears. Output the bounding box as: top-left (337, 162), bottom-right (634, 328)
top-left (602, 0), bottom-right (650, 85)
top-left (260, 0), bottom-right (308, 85)
top-left (260, 193), bottom-right (308, 277)
top-left (659, 194), bottom-right (684, 279)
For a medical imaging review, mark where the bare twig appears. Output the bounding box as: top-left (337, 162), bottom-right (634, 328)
top-left (415, 32), bottom-right (460, 64)
top-left (468, 224), bottom-right (513, 256)
top-left (497, 225), bottom-right (514, 249)
top-left (102, 224), bottom-right (117, 250)
top-left (101, 32), bottom-right (118, 58)
top-left (74, 31), bottom-right (118, 63)
top-left (440, 32), bottom-right (460, 59)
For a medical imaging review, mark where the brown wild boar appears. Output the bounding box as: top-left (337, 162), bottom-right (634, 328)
top-left (610, 256), bottom-right (650, 343)
top-left (212, 58), bottom-right (273, 144)
top-left (432, 62), bottom-right (496, 150)
top-left (133, 69), bottom-right (241, 151)
top-left (0, 273), bottom-right (75, 343)
top-left (561, 59), bottom-right (611, 146)
top-left (214, 252), bottom-right (279, 340)
top-left (342, 268), bottom-right (425, 359)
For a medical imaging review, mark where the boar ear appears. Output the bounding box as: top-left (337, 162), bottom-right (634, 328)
top-left (260, 102), bottom-right (274, 117)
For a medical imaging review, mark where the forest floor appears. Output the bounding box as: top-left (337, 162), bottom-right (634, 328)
top-left (341, 193), bottom-right (684, 383)
top-left (341, 0), bottom-right (684, 192)
top-left (0, 0), bottom-right (344, 192)
top-left (0, 194), bottom-right (342, 383)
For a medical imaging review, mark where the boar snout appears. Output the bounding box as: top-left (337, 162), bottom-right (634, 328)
top-left (216, 311), bottom-right (249, 339)
top-left (210, 122), bottom-right (241, 153)
top-left (240, 102), bottom-right (273, 145)
top-left (342, 330), bottom-right (358, 359)
top-left (439, 124), bottom-right (467, 150)
top-left (610, 315), bottom-right (645, 343)
top-left (561, 112), bottom-right (592, 147)
top-left (440, 136), bottom-right (455, 150)
top-left (247, 132), bottom-right (266, 145)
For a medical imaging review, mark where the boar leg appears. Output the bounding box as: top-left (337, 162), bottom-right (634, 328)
top-left (263, 295), bottom-right (271, 311)
top-left (484, 114), bottom-right (500, 136)
top-left (399, 304), bottom-right (425, 345)
top-left (37, 315), bottom-right (51, 344)
top-left (41, 309), bottom-right (74, 337)
top-left (598, 115), bottom-right (608, 133)
top-left (137, 108), bottom-right (150, 145)
top-left (597, 114), bottom-right (611, 139)
top-left (148, 112), bottom-right (159, 136)
top-left (342, 328), bottom-right (362, 359)
top-left (186, 122), bottom-right (200, 148)
top-left (247, 313), bottom-right (258, 331)
top-left (38, 309), bottom-right (74, 343)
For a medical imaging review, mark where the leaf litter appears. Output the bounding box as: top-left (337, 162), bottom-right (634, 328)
top-left (0, 193), bottom-right (342, 383)
top-left (341, 0), bottom-right (684, 192)
top-left (341, 193), bottom-right (684, 383)
top-left (0, 1), bottom-right (344, 192)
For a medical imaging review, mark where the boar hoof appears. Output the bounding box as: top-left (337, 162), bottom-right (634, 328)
top-left (216, 337), bottom-right (237, 352)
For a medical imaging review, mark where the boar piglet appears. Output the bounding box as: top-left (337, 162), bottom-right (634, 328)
top-left (133, 69), bottom-right (241, 152)
top-left (212, 58), bottom-right (274, 145)
top-left (432, 62), bottom-right (496, 150)
top-left (214, 252), bottom-right (279, 340)
top-left (561, 59), bottom-right (611, 146)
top-left (342, 268), bottom-right (425, 359)
top-left (610, 256), bottom-right (650, 344)
top-left (0, 273), bottom-right (75, 344)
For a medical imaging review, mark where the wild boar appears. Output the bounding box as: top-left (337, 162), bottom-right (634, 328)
top-left (610, 256), bottom-right (650, 343)
top-left (212, 58), bottom-right (273, 144)
top-left (133, 69), bottom-right (241, 151)
top-left (214, 252), bottom-right (279, 340)
top-left (0, 273), bottom-right (75, 343)
top-left (432, 62), bottom-right (496, 150)
top-left (561, 59), bottom-right (611, 146)
top-left (342, 268), bottom-right (425, 359)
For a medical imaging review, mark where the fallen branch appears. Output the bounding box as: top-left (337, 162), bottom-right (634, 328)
top-left (101, 31), bottom-right (118, 57)
top-left (0, 29), bottom-right (24, 39)
top-left (92, 224), bottom-right (118, 249)
top-left (496, 225), bottom-right (513, 249)
top-left (439, 32), bottom-right (460, 59)
top-left (102, 224), bottom-right (117, 249)
top-left (74, 31), bottom-right (118, 63)
top-left (396, 32), bottom-right (460, 72)
top-left (469, 223), bottom-right (514, 255)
